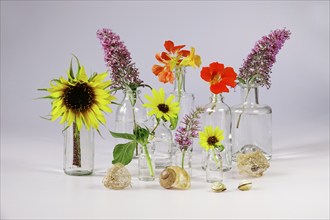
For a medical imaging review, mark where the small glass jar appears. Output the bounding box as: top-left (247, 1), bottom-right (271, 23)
top-left (151, 120), bottom-right (173, 169)
top-left (231, 84), bottom-right (272, 161)
top-left (201, 94), bottom-right (232, 172)
top-left (138, 143), bottom-right (155, 181)
top-left (206, 148), bottom-right (223, 183)
top-left (63, 122), bottom-right (94, 176)
top-left (175, 144), bottom-right (193, 176)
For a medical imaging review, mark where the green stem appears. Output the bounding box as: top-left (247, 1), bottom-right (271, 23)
top-left (72, 122), bottom-right (81, 167)
top-left (150, 118), bottom-right (160, 136)
top-left (132, 105), bottom-right (138, 157)
top-left (212, 149), bottom-right (220, 169)
top-left (236, 87), bottom-right (251, 128)
top-left (142, 144), bottom-right (154, 177)
top-left (181, 149), bottom-right (186, 169)
top-left (175, 66), bottom-right (183, 104)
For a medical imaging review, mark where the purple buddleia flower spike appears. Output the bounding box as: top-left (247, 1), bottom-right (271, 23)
top-left (97, 28), bottom-right (143, 91)
top-left (239, 28), bottom-right (291, 88)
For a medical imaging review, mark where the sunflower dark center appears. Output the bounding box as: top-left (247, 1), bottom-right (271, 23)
top-left (63, 83), bottom-right (95, 112)
top-left (207, 136), bottom-right (218, 146)
top-left (157, 104), bottom-right (169, 113)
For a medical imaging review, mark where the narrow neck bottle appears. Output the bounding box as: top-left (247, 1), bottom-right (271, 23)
top-left (173, 66), bottom-right (186, 94)
top-left (240, 85), bottom-right (259, 105)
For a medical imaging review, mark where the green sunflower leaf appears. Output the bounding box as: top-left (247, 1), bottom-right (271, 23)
top-left (169, 116), bottom-right (178, 130)
top-left (215, 144), bottom-right (225, 152)
top-left (109, 130), bottom-right (136, 140)
top-left (112, 141), bottom-right (136, 165)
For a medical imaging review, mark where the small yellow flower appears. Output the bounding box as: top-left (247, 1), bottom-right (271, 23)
top-left (199, 126), bottom-right (224, 151)
top-left (47, 58), bottom-right (116, 131)
top-left (180, 47), bottom-right (202, 68)
top-left (143, 88), bottom-right (180, 121)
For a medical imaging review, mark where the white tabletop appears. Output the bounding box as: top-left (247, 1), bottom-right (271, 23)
top-left (1, 134), bottom-right (329, 219)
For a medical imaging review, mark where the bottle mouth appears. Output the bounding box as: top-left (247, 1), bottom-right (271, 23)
top-left (238, 82), bottom-right (259, 89)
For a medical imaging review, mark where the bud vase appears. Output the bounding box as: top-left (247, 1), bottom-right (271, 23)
top-left (200, 94), bottom-right (232, 172)
top-left (231, 84), bottom-right (272, 161)
top-left (206, 148), bottom-right (223, 183)
top-left (168, 67), bottom-right (194, 128)
top-left (138, 143), bottom-right (155, 181)
top-left (114, 87), bottom-right (148, 157)
top-left (63, 122), bottom-right (94, 175)
top-left (174, 144), bottom-right (193, 176)
top-left (150, 119), bottom-right (173, 169)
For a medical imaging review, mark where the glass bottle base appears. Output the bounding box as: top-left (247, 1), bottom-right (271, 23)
top-left (232, 144), bottom-right (272, 162)
top-left (138, 176), bottom-right (155, 181)
top-left (64, 169), bottom-right (93, 176)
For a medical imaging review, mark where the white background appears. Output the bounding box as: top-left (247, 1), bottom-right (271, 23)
top-left (1, 1), bottom-right (329, 219)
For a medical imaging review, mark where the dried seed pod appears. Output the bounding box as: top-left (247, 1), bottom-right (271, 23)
top-left (159, 166), bottom-right (190, 190)
top-left (238, 180), bottom-right (252, 191)
top-left (211, 182), bottom-right (226, 193)
top-left (103, 163), bottom-right (131, 190)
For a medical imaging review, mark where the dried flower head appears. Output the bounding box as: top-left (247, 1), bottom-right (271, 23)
top-left (97, 28), bottom-right (144, 91)
top-left (175, 107), bottom-right (205, 150)
top-left (239, 28), bottom-right (291, 88)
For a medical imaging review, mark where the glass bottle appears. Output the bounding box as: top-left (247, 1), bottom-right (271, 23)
top-left (231, 84), bottom-right (272, 161)
top-left (200, 94), bottom-right (232, 172)
top-left (63, 122), bottom-right (94, 176)
top-left (138, 143), bottom-right (155, 181)
top-left (150, 119), bottom-right (173, 170)
top-left (174, 144), bottom-right (193, 176)
top-left (206, 148), bottom-right (223, 183)
top-left (168, 67), bottom-right (195, 129)
top-left (114, 87), bottom-right (148, 157)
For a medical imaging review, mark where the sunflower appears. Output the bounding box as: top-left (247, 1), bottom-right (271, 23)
top-left (199, 126), bottom-right (224, 151)
top-left (46, 57), bottom-right (116, 131)
top-left (143, 88), bottom-right (180, 121)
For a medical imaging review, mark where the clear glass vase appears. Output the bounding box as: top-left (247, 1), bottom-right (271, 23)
top-left (138, 143), bottom-right (155, 181)
top-left (63, 122), bottom-right (94, 175)
top-left (174, 144), bottom-right (192, 176)
top-left (231, 84), bottom-right (272, 161)
top-left (206, 148), bottom-right (223, 183)
top-left (114, 88), bottom-right (148, 157)
top-left (201, 94), bottom-right (232, 172)
top-left (168, 66), bottom-right (195, 129)
top-left (150, 119), bottom-right (173, 169)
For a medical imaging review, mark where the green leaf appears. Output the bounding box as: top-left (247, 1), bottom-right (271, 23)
top-left (133, 126), bottom-right (149, 145)
top-left (215, 144), bottom-right (225, 152)
top-left (237, 77), bottom-right (246, 85)
top-left (71, 54), bottom-right (81, 72)
top-left (109, 130), bottom-right (136, 140)
top-left (68, 57), bottom-right (75, 81)
top-left (169, 116), bottom-right (178, 130)
top-left (112, 141), bottom-right (136, 165)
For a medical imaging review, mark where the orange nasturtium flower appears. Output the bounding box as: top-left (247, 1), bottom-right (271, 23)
top-left (152, 40), bottom-right (190, 84)
top-left (200, 62), bottom-right (237, 94)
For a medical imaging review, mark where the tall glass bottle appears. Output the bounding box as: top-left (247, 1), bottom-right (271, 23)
top-left (64, 122), bottom-right (94, 176)
top-left (231, 84), bottom-right (272, 161)
top-left (114, 88), bottom-right (148, 157)
top-left (169, 67), bottom-right (194, 126)
top-left (201, 94), bottom-right (232, 172)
